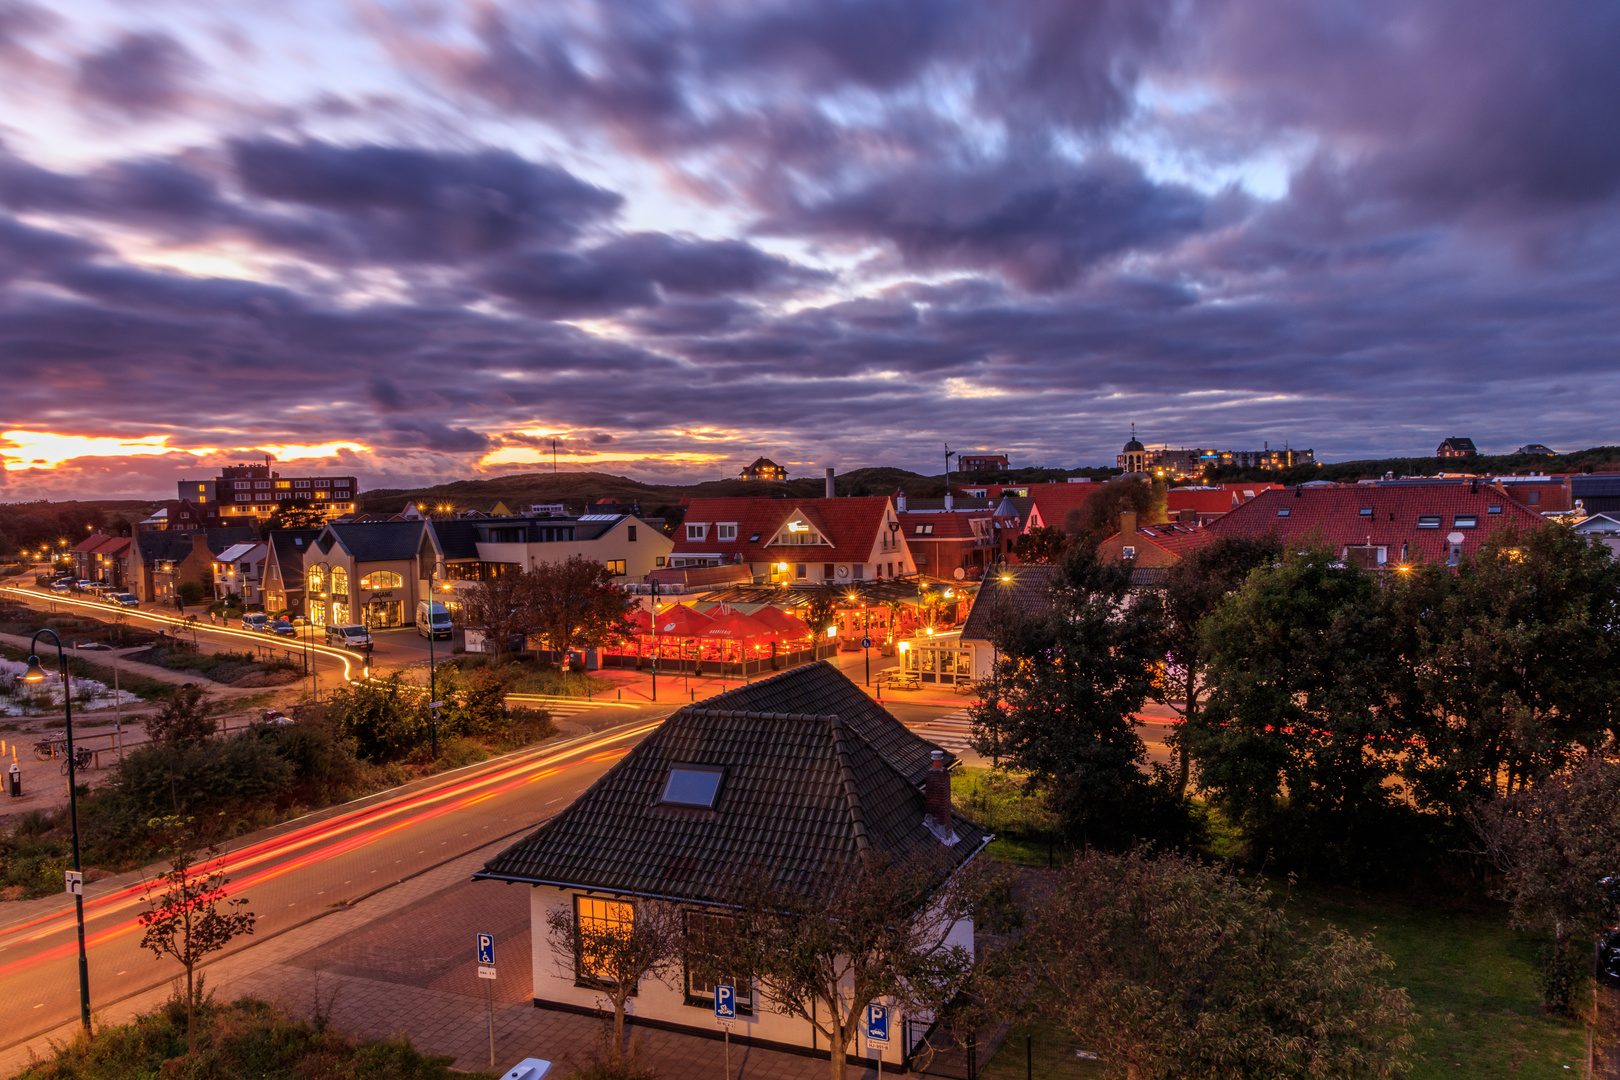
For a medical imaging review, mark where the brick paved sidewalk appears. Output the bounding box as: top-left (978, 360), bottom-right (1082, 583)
top-left (0, 837), bottom-right (888, 1080)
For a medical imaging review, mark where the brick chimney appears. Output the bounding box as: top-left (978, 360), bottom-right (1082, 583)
top-left (924, 750), bottom-right (956, 844)
top-left (1120, 510), bottom-right (1138, 536)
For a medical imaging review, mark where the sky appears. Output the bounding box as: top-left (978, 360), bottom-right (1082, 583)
top-left (1, 0), bottom-right (1617, 500)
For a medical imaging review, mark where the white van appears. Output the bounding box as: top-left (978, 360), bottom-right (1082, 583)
top-left (417, 600), bottom-right (453, 640)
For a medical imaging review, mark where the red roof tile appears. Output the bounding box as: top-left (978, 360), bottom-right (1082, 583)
top-left (1206, 484), bottom-right (1545, 564)
top-left (672, 496), bottom-right (897, 562)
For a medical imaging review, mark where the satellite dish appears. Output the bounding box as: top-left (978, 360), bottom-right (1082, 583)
top-left (1447, 532), bottom-right (1465, 544)
top-left (953, 568), bottom-right (965, 580)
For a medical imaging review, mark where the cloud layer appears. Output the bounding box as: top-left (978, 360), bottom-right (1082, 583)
top-left (1, 0), bottom-right (1617, 498)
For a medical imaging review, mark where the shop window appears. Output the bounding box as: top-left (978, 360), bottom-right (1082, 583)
top-left (308, 566), bottom-right (326, 594)
top-left (331, 566), bottom-right (349, 594)
top-left (360, 570), bottom-right (403, 589)
top-left (332, 601), bottom-right (350, 625)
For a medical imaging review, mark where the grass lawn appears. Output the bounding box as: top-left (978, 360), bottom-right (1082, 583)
top-left (1287, 883), bottom-right (1585, 1079)
top-left (958, 767), bottom-right (1586, 1079)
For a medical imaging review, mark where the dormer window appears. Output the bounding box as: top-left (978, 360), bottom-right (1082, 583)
top-left (718, 523), bottom-right (738, 541)
top-left (660, 765), bottom-right (724, 808)
top-left (913, 523), bottom-right (934, 536)
top-left (686, 523), bottom-right (708, 541)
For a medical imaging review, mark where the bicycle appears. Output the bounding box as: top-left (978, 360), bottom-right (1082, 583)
top-left (59, 746), bottom-right (92, 775)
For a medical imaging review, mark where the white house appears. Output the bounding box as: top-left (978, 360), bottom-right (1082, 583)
top-left (474, 662), bottom-right (986, 1070)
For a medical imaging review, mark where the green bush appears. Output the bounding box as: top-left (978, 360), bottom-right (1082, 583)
top-left (12, 995), bottom-right (474, 1080)
top-left (325, 673), bottom-right (431, 762)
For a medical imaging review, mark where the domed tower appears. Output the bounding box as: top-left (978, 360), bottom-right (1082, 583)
top-left (1117, 423), bottom-right (1149, 473)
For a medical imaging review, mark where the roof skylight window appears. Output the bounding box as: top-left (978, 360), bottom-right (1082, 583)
top-left (1417, 515), bottom-right (1441, 528)
top-left (1454, 515), bottom-right (1478, 529)
top-left (1359, 507), bottom-right (1374, 516)
top-left (660, 765), bottom-right (724, 808)
top-left (1488, 505), bottom-right (1503, 514)
top-left (1277, 508), bottom-right (1291, 517)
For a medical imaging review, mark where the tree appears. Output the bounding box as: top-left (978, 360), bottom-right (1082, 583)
top-left (1076, 476), bottom-right (1166, 541)
top-left (529, 556), bottom-right (636, 668)
top-left (459, 568), bottom-right (535, 664)
top-left (968, 540), bottom-right (1182, 847)
top-left (146, 684), bottom-right (216, 746)
top-left (324, 673), bottom-right (428, 761)
top-left (1147, 534), bottom-right (1281, 794)
top-left (1011, 525), bottom-right (1069, 563)
top-left (1472, 755), bottom-right (1620, 1013)
top-left (177, 580), bottom-right (207, 607)
top-left (544, 897), bottom-right (685, 1070)
top-left (996, 848), bottom-right (1415, 1080)
top-left (262, 497), bottom-right (325, 534)
top-left (706, 852), bottom-right (983, 1080)
top-left (1185, 546), bottom-right (1409, 874)
top-left (799, 585), bottom-right (840, 637)
top-left (138, 819), bottom-right (257, 1049)
top-left (1405, 524), bottom-right (1620, 810)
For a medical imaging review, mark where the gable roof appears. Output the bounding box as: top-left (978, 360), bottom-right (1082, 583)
top-left (672, 497), bottom-right (898, 562)
top-left (265, 530), bottom-right (322, 585)
top-left (215, 542), bottom-right (265, 563)
top-left (320, 520), bottom-right (425, 563)
top-left (133, 527), bottom-right (257, 565)
top-left (1120, 521), bottom-right (1211, 558)
top-left (1206, 485), bottom-right (1544, 564)
top-left (960, 564), bottom-right (1057, 642)
top-left (475, 662), bottom-right (984, 902)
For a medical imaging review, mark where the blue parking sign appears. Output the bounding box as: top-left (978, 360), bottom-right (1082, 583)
top-left (477, 933), bottom-right (494, 966)
top-left (866, 1003), bottom-right (889, 1043)
top-left (715, 984), bottom-right (736, 1021)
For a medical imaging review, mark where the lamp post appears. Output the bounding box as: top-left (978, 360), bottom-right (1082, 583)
top-left (427, 568), bottom-right (441, 759)
top-left (22, 630), bottom-right (91, 1033)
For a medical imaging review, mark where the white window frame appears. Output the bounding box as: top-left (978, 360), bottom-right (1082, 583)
top-left (686, 523), bottom-right (708, 541)
top-left (717, 523), bottom-right (738, 540)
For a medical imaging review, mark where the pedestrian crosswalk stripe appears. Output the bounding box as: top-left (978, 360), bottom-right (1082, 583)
top-left (903, 708), bottom-right (977, 754)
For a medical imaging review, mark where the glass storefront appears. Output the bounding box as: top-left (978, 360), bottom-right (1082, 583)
top-left (902, 638), bottom-right (974, 683)
top-left (366, 600), bottom-right (403, 628)
top-left (311, 606), bottom-right (326, 627)
top-left (332, 601), bottom-right (351, 626)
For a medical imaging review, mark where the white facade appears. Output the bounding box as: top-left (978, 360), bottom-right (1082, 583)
top-left (527, 884), bottom-right (972, 1067)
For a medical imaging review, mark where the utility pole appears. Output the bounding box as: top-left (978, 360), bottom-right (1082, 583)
top-left (943, 442), bottom-right (956, 494)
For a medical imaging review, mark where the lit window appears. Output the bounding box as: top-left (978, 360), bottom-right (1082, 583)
top-left (359, 570), bottom-right (403, 589)
top-left (331, 566), bottom-right (349, 594)
top-left (605, 560), bottom-right (626, 576)
top-left (660, 765), bottom-right (724, 808)
top-left (576, 896), bottom-right (635, 984)
top-left (315, 491), bottom-right (328, 499)
top-left (276, 481), bottom-right (291, 489)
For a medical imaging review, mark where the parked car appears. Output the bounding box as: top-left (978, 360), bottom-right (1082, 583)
top-left (111, 593), bottom-right (139, 607)
top-left (50, 581), bottom-right (72, 593)
top-left (241, 612), bottom-right (269, 632)
top-left (416, 600), bottom-right (453, 640)
top-left (270, 619), bottom-right (297, 637)
top-left (75, 580), bottom-right (95, 590)
top-left (325, 624), bottom-right (373, 649)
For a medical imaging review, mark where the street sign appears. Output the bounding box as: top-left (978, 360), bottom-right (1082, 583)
top-left (477, 933), bottom-right (494, 965)
top-left (478, 966), bottom-right (498, 980)
top-left (866, 1003), bottom-right (889, 1044)
top-left (64, 870), bottom-right (83, 896)
top-left (714, 984), bottom-right (736, 1026)
top-left (861, 637), bottom-right (873, 649)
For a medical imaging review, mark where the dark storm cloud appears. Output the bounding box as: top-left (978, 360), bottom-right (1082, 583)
top-left (8, 0), bottom-right (1620, 497)
top-left (76, 32), bottom-right (193, 117)
top-left (774, 153), bottom-right (1209, 290)
top-left (228, 139), bottom-right (624, 259)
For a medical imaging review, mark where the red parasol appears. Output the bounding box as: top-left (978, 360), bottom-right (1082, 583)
top-left (649, 603), bottom-right (716, 638)
top-left (702, 610), bottom-right (773, 640)
top-left (750, 605), bottom-right (811, 639)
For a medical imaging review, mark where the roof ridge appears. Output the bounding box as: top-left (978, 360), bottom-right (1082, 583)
top-left (826, 713), bottom-right (872, 856)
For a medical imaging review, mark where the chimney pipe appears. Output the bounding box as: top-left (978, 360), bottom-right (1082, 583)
top-left (897, 491), bottom-right (907, 512)
top-left (924, 750), bottom-right (953, 839)
top-left (825, 467), bottom-right (835, 499)
top-left (945, 492), bottom-right (954, 511)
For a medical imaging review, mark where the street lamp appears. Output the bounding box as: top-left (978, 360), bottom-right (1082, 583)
top-left (426, 567), bottom-right (442, 759)
top-left (23, 631), bottom-right (91, 1033)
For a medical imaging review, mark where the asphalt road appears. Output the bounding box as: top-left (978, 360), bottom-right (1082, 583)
top-left (0, 713), bottom-right (667, 1051)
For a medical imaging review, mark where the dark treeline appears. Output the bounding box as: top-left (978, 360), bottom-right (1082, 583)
top-left (0, 500), bottom-right (154, 557)
top-left (973, 522), bottom-right (1620, 878)
top-left (1204, 444), bottom-right (1620, 486)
